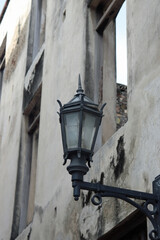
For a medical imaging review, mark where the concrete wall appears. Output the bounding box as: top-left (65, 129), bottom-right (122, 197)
top-left (0, 0), bottom-right (160, 239)
top-left (30, 1), bottom-right (88, 239)
top-left (30, 0), bottom-right (160, 239)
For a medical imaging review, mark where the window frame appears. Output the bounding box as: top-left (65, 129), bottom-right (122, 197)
top-left (88, 0), bottom-right (125, 35)
top-left (88, 0), bottom-right (127, 144)
top-left (26, 0), bottom-right (46, 72)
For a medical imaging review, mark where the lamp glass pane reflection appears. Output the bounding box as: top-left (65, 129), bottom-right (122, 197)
top-left (64, 112), bottom-right (79, 149)
top-left (82, 112), bottom-right (97, 150)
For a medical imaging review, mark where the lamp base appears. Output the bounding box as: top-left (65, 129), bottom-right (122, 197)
top-left (67, 153), bottom-right (89, 181)
top-left (67, 153), bottom-right (89, 200)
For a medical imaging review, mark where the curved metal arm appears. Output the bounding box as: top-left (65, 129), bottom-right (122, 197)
top-left (92, 192), bottom-right (158, 240)
top-left (72, 177), bottom-right (160, 240)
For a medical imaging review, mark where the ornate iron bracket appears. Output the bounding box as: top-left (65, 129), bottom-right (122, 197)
top-left (72, 175), bottom-right (160, 240)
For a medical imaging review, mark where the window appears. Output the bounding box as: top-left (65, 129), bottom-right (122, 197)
top-left (26, 88), bottom-right (41, 224)
top-left (88, 0), bottom-right (127, 144)
top-left (11, 83), bottom-right (42, 240)
top-left (22, 0), bottom-right (45, 223)
top-left (26, 0), bottom-right (46, 72)
top-left (0, 36), bottom-right (6, 101)
top-left (11, 31), bottom-right (44, 239)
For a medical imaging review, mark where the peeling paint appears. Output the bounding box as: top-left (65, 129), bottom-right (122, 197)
top-left (34, 205), bottom-right (44, 223)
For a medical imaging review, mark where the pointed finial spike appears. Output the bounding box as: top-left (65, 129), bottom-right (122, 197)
top-left (78, 74), bottom-right (82, 89)
top-left (76, 74), bottom-right (84, 93)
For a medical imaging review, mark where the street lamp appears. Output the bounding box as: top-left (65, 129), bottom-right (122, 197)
top-left (58, 75), bottom-right (160, 240)
top-left (57, 75), bottom-right (106, 188)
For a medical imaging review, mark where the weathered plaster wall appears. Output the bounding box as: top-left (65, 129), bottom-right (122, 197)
top-left (35, 0), bottom-right (87, 207)
top-left (126, 0), bottom-right (160, 186)
top-left (0, 0), bottom-right (31, 238)
top-left (17, 0), bottom-right (160, 239)
top-left (29, 0), bottom-right (88, 239)
top-left (28, 0), bottom-right (160, 239)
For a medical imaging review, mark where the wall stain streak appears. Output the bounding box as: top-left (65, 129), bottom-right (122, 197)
top-left (100, 172), bottom-right (104, 184)
top-left (114, 135), bottom-right (125, 180)
top-left (35, 205), bottom-right (44, 223)
top-left (84, 6), bottom-right (94, 100)
top-left (27, 227), bottom-right (32, 240)
top-left (4, 17), bottom-right (29, 82)
top-left (110, 136), bottom-right (125, 180)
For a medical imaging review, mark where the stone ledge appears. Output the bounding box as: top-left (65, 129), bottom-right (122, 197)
top-left (24, 43), bottom-right (45, 91)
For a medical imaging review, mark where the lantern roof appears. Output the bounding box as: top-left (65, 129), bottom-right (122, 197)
top-left (64, 75), bottom-right (98, 109)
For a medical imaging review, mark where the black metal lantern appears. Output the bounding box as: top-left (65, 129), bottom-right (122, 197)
top-left (57, 75), bottom-right (106, 190)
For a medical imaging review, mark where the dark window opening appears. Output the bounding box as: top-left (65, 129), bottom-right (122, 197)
top-left (26, 0), bottom-right (46, 72)
top-left (93, 0), bottom-right (128, 132)
top-left (28, 93), bottom-right (41, 134)
top-left (11, 43), bottom-right (43, 238)
top-left (98, 210), bottom-right (147, 240)
top-left (26, 92), bottom-right (41, 224)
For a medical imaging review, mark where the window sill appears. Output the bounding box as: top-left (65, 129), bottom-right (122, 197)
top-left (24, 43), bottom-right (45, 92)
top-left (15, 223), bottom-right (32, 240)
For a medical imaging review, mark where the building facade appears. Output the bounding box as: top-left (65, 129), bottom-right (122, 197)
top-left (0, 0), bottom-right (160, 239)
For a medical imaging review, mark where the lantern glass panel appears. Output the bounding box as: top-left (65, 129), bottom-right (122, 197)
top-left (81, 112), bottom-right (97, 150)
top-left (64, 112), bottom-right (79, 149)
